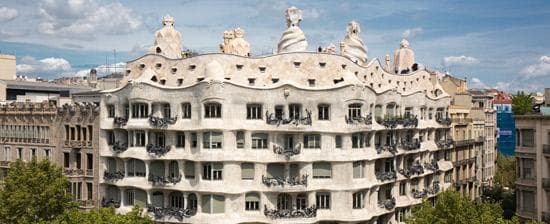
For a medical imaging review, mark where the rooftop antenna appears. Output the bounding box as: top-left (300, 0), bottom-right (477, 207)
top-left (113, 49), bottom-right (117, 74)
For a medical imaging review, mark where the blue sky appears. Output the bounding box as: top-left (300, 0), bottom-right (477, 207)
top-left (1, 0), bottom-right (550, 92)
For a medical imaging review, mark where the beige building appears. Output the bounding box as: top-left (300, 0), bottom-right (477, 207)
top-left (515, 115), bottom-right (550, 223)
top-left (0, 54), bottom-right (16, 81)
top-left (470, 90), bottom-right (497, 187)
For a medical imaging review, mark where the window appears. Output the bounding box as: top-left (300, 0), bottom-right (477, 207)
top-left (203, 132), bottom-right (223, 149)
top-left (185, 161), bottom-right (195, 179)
top-left (236, 131), bottom-right (244, 149)
top-left (521, 129), bottom-right (535, 147)
top-left (275, 106), bottom-right (284, 119)
top-left (522, 159), bottom-right (535, 179)
top-left (521, 191), bottom-right (535, 212)
top-left (246, 104), bottom-right (262, 120)
top-left (201, 194), bottom-right (225, 214)
top-left (245, 193), bottom-right (260, 211)
top-left (191, 133), bottom-right (197, 148)
top-left (107, 131), bottom-right (115, 145)
top-left (87, 182), bottom-right (93, 200)
top-left (204, 103), bottom-right (222, 118)
top-left (404, 107), bottom-right (413, 118)
top-left (241, 163), bottom-right (255, 180)
top-left (304, 134), bottom-right (321, 149)
top-left (296, 193), bottom-right (307, 209)
top-left (399, 182), bottom-right (406, 195)
top-left (353, 161), bottom-right (365, 178)
top-left (308, 79), bottom-right (316, 87)
top-left (131, 103), bottom-right (148, 118)
top-left (318, 104), bottom-right (330, 120)
top-left (135, 131), bottom-right (145, 147)
top-left (335, 135), bottom-right (342, 148)
top-left (162, 103), bottom-right (171, 118)
top-left (107, 105), bottom-right (115, 118)
top-left (352, 132), bottom-right (365, 148)
top-left (182, 103), bottom-right (191, 119)
top-left (176, 132), bottom-right (185, 148)
top-left (17, 148), bottom-right (22, 160)
top-left (348, 103), bottom-right (362, 119)
top-left (31, 148), bottom-right (36, 158)
top-left (352, 191), bottom-right (364, 209)
top-left (44, 149), bottom-right (50, 159)
top-left (277, 194), bottom-right (292, 210)
top-left (203, 162), bottom-right (223, 180)
top-left (289, 104), bottom-right (301, 119)
top-left (127, 159), bottom-right (146, 177)
top-left (64, 152), bottom-right (70, 168)
top-left (316, 192), bottom-right (331, 209)
top-left (87, 153), bottom-right (93, 170)
top-left (444, 171), bottom-right (452, 183)
top-left (4, 147), bottom-right (10, 161)
top-left (251, 133), bottom-right (268, 149)
top-left (76, 152), bottom-right (81, 169)
top-left (313, 162), bottom-right (332, 179)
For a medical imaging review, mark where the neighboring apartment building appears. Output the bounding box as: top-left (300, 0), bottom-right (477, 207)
top-left (493, 90), bottom-right (515, 156)
top-left (471, 90), bottom-right (497, 187)
top-left (99, 12), bottom-right (457, 223)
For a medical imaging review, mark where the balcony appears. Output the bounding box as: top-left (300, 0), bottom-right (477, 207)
top-left (454, 139), bottom-right (474, 147)
top-left (426, 182), bottom-right (441, 195)
top-left (264, 205), bottom-right (317, 219)
top-left (261, 174), bottom-right (308, 187)
top-left (376, 115), bottom-right (418, 129)
top-left (112, 141), bottom-right (128, 153)
top-left (265, 110), bottom-right (312, 126)
top-left (146, 144), bottom-right (171, 156)
top-left (399, 139), bottom-right (421, 151)
top-left (375, 171), bottom-right (397, 182)
top-left (148, 174), bottom-right (182, 185)
top-left (378, 198), bottom-right (396, 210)
top-left (147, 206), bottom-right (196, 220)
top-left (376, 144), bottom-right (397, 154)
top-left (543, 178), bottom-right (550, 190)
top-left (64, 140), bottom-right (85, 149)
top-left (101, 198), bottom-right (121, 208)
top-left (543, 211), bottom-right (550, 223)
top-left (436, 117), bottom-right (452, 126)
top-left (273, 143), bottom-right (301, 159)
top-left (424, 160), bottom-right (439, 172)
top-left (113, 116), bottom-right (128, 126)
top-left (78, 200), bottom-right (96, 208)
top-left (436, 139), bottom-right (454, 149)
top-left (452, 118), bottom-right (472, 126)
top-left (543, 144), bottom-right (550, 156)
top-left (412, 189), bottom-right (428, 199)
top-left (399, 162), bottom-right (424, 178)
top-left (475, 136), bottom-right (485, 143)
top-left (103, 170), bottom-right (124, 182)
top-left (86, 169), bottom-right (93, 177)
top-left (345, 113), bottom-right (372, 125)
top-left (0, 161), bottom-right (10, 168)
top-left (149, 116), bottom-right (177, 128)
top-left (64, 168), bottom-right (85, 176)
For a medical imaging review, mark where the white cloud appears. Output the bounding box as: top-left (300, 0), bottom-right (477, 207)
top-left (16, 56), bottom-right (71, 75)
top-left (402, 27), bottom-right (423, 38)
top-left (73, 62), bottom-right (126, 78)
top-left (443, 56), bottom-right (480, 67)
top-left (37, 0), bottom-right (142, 40)
top-left (0, 7), bottom-right (18, 22)
top-left (519, 55), bottom-right (550, 79)
top-left (303, 8), bottom-right (321, 20)
top-left (470, 77), bottom-right (488, 89)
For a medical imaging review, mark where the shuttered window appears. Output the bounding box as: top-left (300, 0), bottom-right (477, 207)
top-left (241, 163), bottom-right (255, 180)
top-left (313, 162), bottom-right (332, 179)
top-left (267, 163), bottom-right (285, 178)
top-left (203, 131), bottom-right (223, 149)
top-left (202, 194), bottom-right (225, 214)
top-left (184, 161), bottom-right (195, 179)
top-left (353, 161), bottom-right (365, 178)
top-left (245, 193), bottom-right (260, 211)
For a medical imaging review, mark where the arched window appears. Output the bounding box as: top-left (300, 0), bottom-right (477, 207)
top-left (169, 161), bottom-right (179, 178)
top-left (296, 193), bottom-right (307, 210)
top-left (204, 102), bottom-right (222, 118)
top-left (277, 193), bottom-right (292, 210)
top-left (151, 191), bottom-right (164, 207)
top-left (348, 103), bottom-right (362, 119)
top-left (187, 193), bottom-right (197, 210)
top-left (127, 159), bottom-right (145, 177)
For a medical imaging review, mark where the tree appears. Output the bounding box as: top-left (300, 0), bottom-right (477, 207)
top-left (48, 206), bottom-right (153, 224)
top-left (494, 152), bottom-right (516, 188)
top-left (512, 91), bottom-right (533, 115)
top-left (0, 158), bottom-right (76, 224)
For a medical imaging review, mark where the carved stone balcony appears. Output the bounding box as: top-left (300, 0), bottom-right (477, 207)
top-left (399, 139), bottom-right (421, 151)
top-left (543, 178), bottom-right (550, 190)
top-left (424, 160), bottom-right (439, 172)
top-left (543, 144), bottom-right (550, 156)
top-left (146, 206), bottom-right (196, 221)
top-left (412, 189), bottom-right (428, 199)
top-left (113, 116), bottom-right (128, 126)
top-left (273, 143), bottom-right (301, 159)
top-left (146, 144), bottom-right (171, 156)
top-left (436, 139), bottom-right (454, 149)
top-left (68, 140), bottom-right (84, 148)
top-left (103, 170), bottom-right (124, 182)
top-left (264, 205), bottom-right (317, 219)
top-left (148, 174), bottom-right (182, 185)
top-left (377, 116), bottom-right (418, 129)
top-left (86, 169), bottom-right (93, 177)
top-left (378, 198), bottom-right (396, 210)
top-left (345, 113), bottom-right (372, 125)
top-left (375, 171), bottom-right (397, 182)
top-left (261, 174), bottom-right (308, 187)
top-left (399, 162), bottom-right (424, 178)
top-left (454, 139), bottom-right (474, 147)
top-left (436, 117), bottom-right (452, 126)
top-left (0, 161), bottom-right (10, 167)
top-left (426, 182), bottom-right (440, 195)
top-left (376, 144), bottom-right (398, 154)
top-left (111, 141), bottom-right (128, 153)
top-left (101, 198), bottom-right (121, 208)
top-left (149, 116), bottom-right (177, 128)
top-left (265, 110), bottom-right (312, 126)
top-left (64, 168), bottom-right (85, 176)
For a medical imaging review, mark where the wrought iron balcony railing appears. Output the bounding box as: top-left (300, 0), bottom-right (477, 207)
top-left (264, 204), bottom-right (317, 219)
top-left (146, 144), bottom-right (171, 156)
top-left (265, 110), bottom-right (312, 126)
top-left (436, 117), bottom-right (452, 126)
top-left (426, 182), bottom-right (441, 195)
top-left (454, 139), bottom-right (475, 147)
top-left (345, 113), bottom-right (372, 125)
top-left (149, 116), bottom-right (177, 128)
top-left (146, 206), bottom-right (196, 220)
top-left (101, 198), bottom-right (121, 208)
top-left (103, 170), bottom-right (124, 182)
top-left (377, 115), bottom-right (419, 128)
top-left (113, 116), bottom-right (128, 126)
top-left (376, 144), bottom-right (398, 154)
top-left (378, 197), bottom-right (396, 210)
top-left (376, 171), bottom-right (397, 182)
top-left (412, 189), bottom-right (428, 199)
top-left (261, 174), bottom-right (308, 187)
top-left (424, 160), bottom-right (439, 172)
top-left (436, 139), bottom-right (454, 149)
top-left (399, 162), bottom-right (424, 178)
top-left (148, 174), bottom-right (182, 185)
top-left (399, 139), bottom-right (421, 151)
top-left (273, 143), bottom-right (301, 159)
top-left (112, 141), bottom-right (128, 153)
top-left (64, 168), bottom-right (85, 176)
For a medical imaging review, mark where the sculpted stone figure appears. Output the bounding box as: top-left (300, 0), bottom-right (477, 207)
top-left (322, 43), bottom-right (337, 54)
top-left (277, 6), bottom-right (308, 53)
top-left (394, 38), bottom-right (416, 74)
top-left (227, 28), bottom-right (250, 57)
top-left (219, 31), bottom-right (234, 54)
top-left (385, 54), bottom-right (391, 71)
top-left (149, 15), bottom-right (183, 59)
top-left (340, 21), bottom-right (368, 65)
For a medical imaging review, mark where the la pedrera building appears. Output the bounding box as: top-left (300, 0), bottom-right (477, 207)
top-left (100, 7), bottom-right (457, 224)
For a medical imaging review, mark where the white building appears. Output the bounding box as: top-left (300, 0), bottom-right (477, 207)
top-left (99, 10), bottom-right (456, 223)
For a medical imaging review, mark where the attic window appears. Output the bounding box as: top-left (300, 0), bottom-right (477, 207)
top-left (197, 77), bottom-right (204, 82)
top-left (160, 80), bottom-right (166, 85)
top-left (171, 67), bottom-right (178, 73)
top-left (378, 84), bottom-right (381, 88)
top-left (354, 71), bottom-right (358, 75)
top-left (272, 78), bottom-right (279, 83)
top-left (333, 78), bottom-right (344, 84)
top-left (293, 62), bottom-right (301, 68)
top-left (397, 81), bottom-right (400, 85)
top-left (188, 65), bottom-right (196, 70)
top-left (139, 63), bottom-right (145, 69)
top-left (259, 66), bottom-right (266, 73)
top-left (156, 47), bottom-right (162, 54)
top-left (403, 87), bottom-right (406, 91)
top-left (370, 72), bottom-right (373, 77)
top-left (308, 79), bottom-right (316, 87)
top-left (151, 76), bottom-right (158, 82)
top-left (388, 80), bottom-right (392, 84)
top-left (370, 83), bottom-right (373, 87)
top-left (363, 75), bottom-right (366, 79)
top-left (248, 78), bottom-right (256, 85)
top-left (177, 78), bottom-right (183, 86)
top-left (155, 63), bottom-right (162, 69)
top-left (341, 64), bottom-right (347, 69)
top-left (236, 64), bottom-right (243, 70)
top-left (319, 62), bottom-right (326, 68)
top-left (376, 66), bottom-right (379, 70)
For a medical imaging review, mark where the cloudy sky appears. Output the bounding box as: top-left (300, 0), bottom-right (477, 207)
top-left (0, 0), bottom-right (549, 92)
